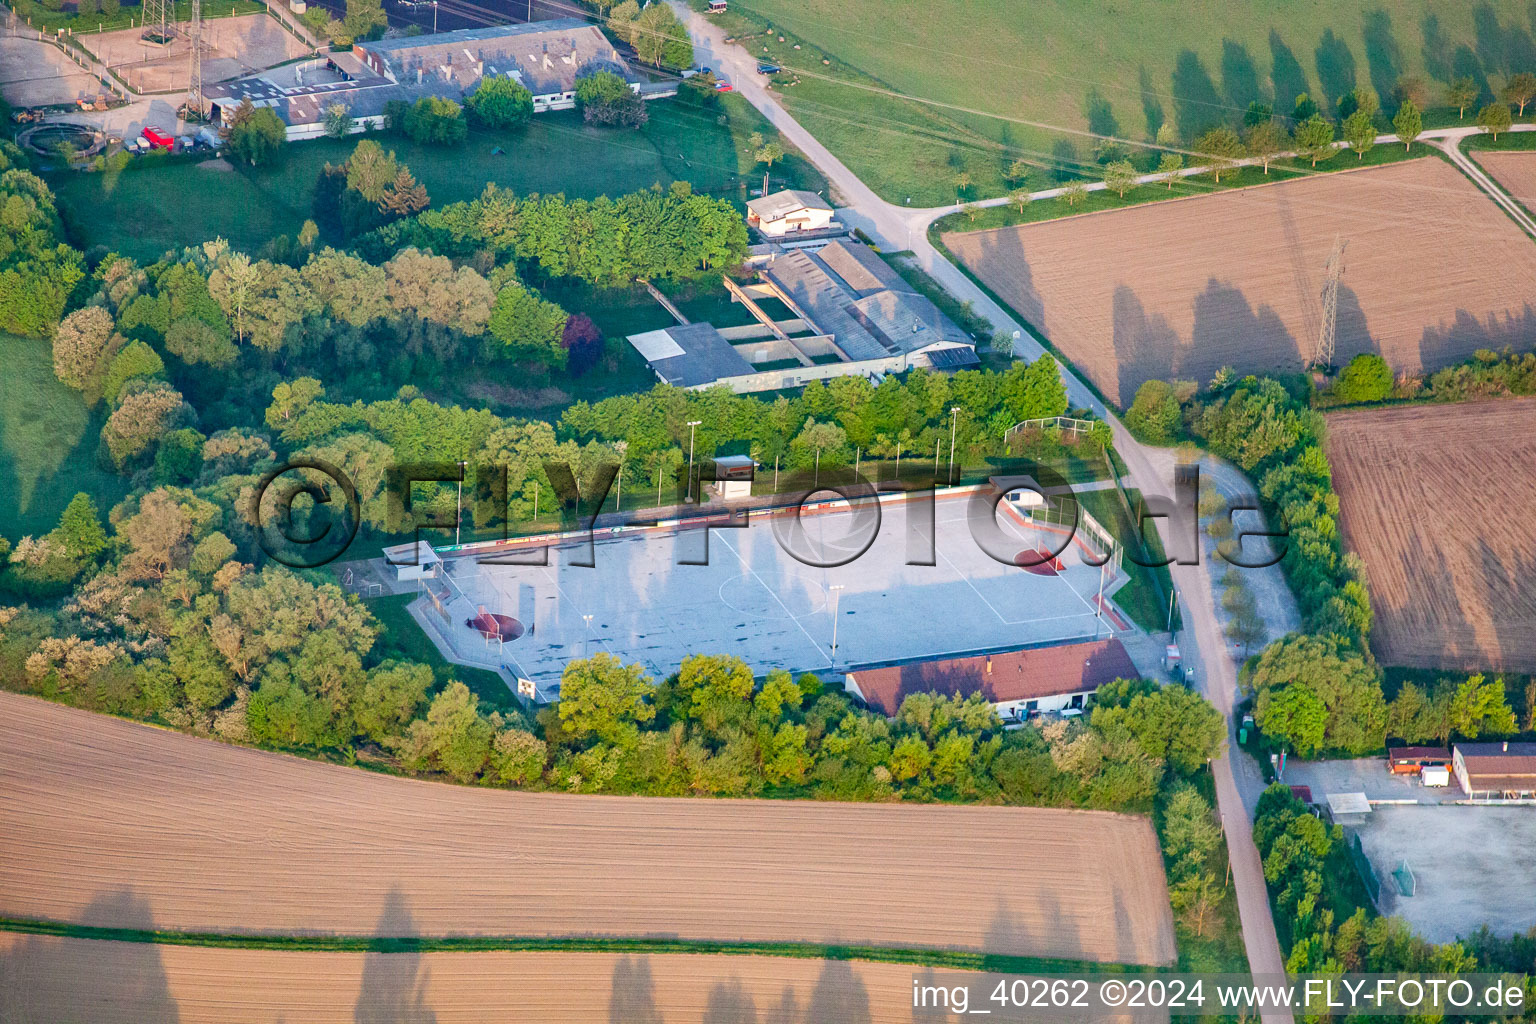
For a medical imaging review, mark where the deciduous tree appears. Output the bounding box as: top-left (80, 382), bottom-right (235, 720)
top-left (1392, 99), bottom-right (1422, 150)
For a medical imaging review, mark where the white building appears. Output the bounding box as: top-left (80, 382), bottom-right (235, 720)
top-left (382, 540), bottom-right (441, 582)
top-left (844, 639), bottom-right (1139, 722)
top-left (746, 189), bottom-right (836, 238)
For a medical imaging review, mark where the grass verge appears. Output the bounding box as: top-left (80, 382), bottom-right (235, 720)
top-left (929, 142), bottom-right (1427, 237)
top-left (0, 915), bottom-right (1155, 975)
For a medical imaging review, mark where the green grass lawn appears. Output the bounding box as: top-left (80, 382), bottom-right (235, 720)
top-left (1075, 486), bottom-right (1178, 635)
top-left (0, 334), bottom-right (130, 541)
top-left (709, 0), bottom-right (1525, 205)
top-left (49, 94), bottom-right (825, 261)
top-left (1464, 127), bottom-right (1536, 151)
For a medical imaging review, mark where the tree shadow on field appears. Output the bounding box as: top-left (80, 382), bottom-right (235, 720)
top-left (1452, 45), bottom-right (1495, 107)
top-left (1421, 13), bottom-right (1453, 82)
top-left (1270, 31), bottom-right (1312, 119)
top-left (1188, 279), bottom-right (1300, 386)
top-left (354, 889), bottom-right (436, 1024)
top-left (1112, 285), bottom-right (1184, 408)
top-left (805, 958), bottom-right (872, 1024)
top-left (1470, 536), bottom-right (1532, 675)
top-left (702, 977), bottom-right (758, 1024)
top-left (1083, 88), bottom-right (1121, 148)
top-left (985, 890), bottom-right (1082, 961)
top-left (1362, 10), bottom-right (1403, 112)
top-left (1139, 66), bottom-right (1165, 140)
top-left (0, 889), bottom-right (180, 1024)
top-left (610, 955), bottom-right (664, 1024)
top-left (1221, 40), bottom-right (1265, 115)
top-left (1330, 285), bottom-right (1381, 367)
top-left (1171, 49), bottom-right (1224, 139)
top-left (1417, 304), bottom-right (1536, 375)
top-left (1314, 29), bottom-right (1358, 114)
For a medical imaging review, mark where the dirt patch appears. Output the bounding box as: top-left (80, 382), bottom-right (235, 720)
top-left (79, 14), bottom-right (308, 93)
top-left (199, 157), bottom-right (234, 171)
top-left (461, 380), bottom-right (572, 408)
top-left (0, 37), bottom-right (101, 107)
top-left (944, 159), bottom-right (1536, 407)
top-left (1326, 398), bottom-right (1536, 672)
top-left (0, 691), bottom-right (1175, 965)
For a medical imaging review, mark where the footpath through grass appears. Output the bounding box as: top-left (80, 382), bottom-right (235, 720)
top-left (0, 334), bottom-right (129, 541)
top-left (50, 95), bottom-right (824, 261)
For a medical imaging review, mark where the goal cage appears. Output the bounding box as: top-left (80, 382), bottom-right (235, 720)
top-left (1015, 498), bottom-right (1124, 576)
top-left (1393, 859), bottom-right (1416, 897)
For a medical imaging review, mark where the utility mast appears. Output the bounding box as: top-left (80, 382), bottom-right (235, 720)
top-left (140, 0), bottom-right (172, 44)
top-left (186, 0), bottom-right (203, 118)
top-left (1314, 235), bottom-right (1348, 371)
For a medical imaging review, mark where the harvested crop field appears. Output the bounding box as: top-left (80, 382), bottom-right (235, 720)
top-left (1325, 398), bottom-right (1536, 672)
top-left (0, 692), bottom-right (1176, 966)
top-left (1477, 152), bottom-right (1536, 210)
top-left (944, 159), bottom-right (1536, 407)
top-left (0, 937), bottom-right (1158, 1024)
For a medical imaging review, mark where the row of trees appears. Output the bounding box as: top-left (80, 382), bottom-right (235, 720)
top-left (261, 354), bottom-right (1076, 534)
top-left (1248, 634), bottom-right (1531, 758)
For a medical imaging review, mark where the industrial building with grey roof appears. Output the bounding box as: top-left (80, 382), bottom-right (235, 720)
top-left (627, 239), bottom-right (977, 393)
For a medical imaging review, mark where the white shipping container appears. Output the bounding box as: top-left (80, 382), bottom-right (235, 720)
top-left (1421, 765), bottom-right (1450, 787)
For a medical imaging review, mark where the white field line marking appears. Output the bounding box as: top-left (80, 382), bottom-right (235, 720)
top-left (714, 529), bottom-right (834, 669)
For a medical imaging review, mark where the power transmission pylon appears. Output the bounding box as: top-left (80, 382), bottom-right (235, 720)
top-left (186, 0), bottom-right (203, 118)
top-left (140, 0), bottom-right (172, 44)
top-left (1313, 235), bottom-right (1348, 371)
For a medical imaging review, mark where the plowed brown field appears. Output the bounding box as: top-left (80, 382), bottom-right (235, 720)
top-left (0, 692), bottom-right (1175, 965)
top-left (0, 937), bottom-right (1160, 1024)
top-left (944, 159), bottom-right (1536, 406)
top-left (1478, 151), bottom-right (1536, 210)
top-left (1326, 398), bottom-right (1536, 672)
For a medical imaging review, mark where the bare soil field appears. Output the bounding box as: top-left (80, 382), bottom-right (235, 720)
top-left (1325, 398), bottom-right (1536, 672)
top-left (0, 692), bottom-right (1176, 966)
top-left (1477, 152), bottom-right (1536, 211)
top-left (81, 14), bottom-right (307, 92)
top-left (944, 159), bottom-right (1536, 407)
top-left (0, 37), bottom-right (100, 107)
top-left (0, 937), bottom-right (1166, 1024)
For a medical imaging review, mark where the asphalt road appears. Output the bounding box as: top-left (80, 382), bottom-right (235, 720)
top-left (673, 4), bottom-right (1317, 1014)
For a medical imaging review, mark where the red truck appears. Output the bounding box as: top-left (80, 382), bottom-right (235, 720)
top-left (140, 126), bottom-right (175, 151)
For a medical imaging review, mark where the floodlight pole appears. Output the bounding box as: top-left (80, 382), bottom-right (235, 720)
top-left (895, 441), bottom-right (902, 479)
top-left (686, 420), bottom-right (702, 502)
top-left (829, 584), bottom-right (845, 657)
top-left (583, 613), bottom-right (594, 658)
top-left (1167, 587), bottom-right (1177, 633)
top-left (1095, 562), bottom-right (1106, 638)
top-left (455, 460), bottom-right (466, 546)
top-left (948, 406), bottom-right (960, 485)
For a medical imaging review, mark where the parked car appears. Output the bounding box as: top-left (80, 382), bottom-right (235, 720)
top-left (757, 62), bottom-right (780, 74)
top-left (714, 80), bottom-right (733, 91)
